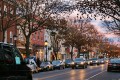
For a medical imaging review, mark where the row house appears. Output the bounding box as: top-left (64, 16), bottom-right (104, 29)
top-left (0, 0), bottom-right (16, 43)
top-left (31, 29), bottom-right (45, 61)
top-left (0, 0), bottom-right (45, 59)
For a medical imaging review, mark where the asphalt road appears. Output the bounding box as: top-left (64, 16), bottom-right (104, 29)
top-left (33, 64), bottom-right (120, 80)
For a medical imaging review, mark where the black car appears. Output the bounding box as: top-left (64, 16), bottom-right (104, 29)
top-left (52, 60), bottom-right (65, 70)
top-left (71, 58), bottom-right (87, 69)
top-left (64, 59), bottom-right (73, 68)
top-left (0, 42), bottom-right (32, 80)
top-left (107, 58), bottom-right (120, 72)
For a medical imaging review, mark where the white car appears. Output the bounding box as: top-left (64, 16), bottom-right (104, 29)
top-left (27, 59), bottom-right (39, 73)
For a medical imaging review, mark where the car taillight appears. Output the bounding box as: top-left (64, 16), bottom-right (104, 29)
top-left (118, 64), bottom-right (120, 66)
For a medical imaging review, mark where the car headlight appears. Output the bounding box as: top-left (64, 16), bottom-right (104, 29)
top-left (48, 65), bottom-right (51, 68)
top-left (71, 62), bottom-right (75, 65)
top-left (80, 62), bottom-right (84, 64)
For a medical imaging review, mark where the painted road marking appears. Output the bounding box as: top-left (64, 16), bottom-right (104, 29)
top-left (33, 78), bottom-right (38, 80)
top-left (85, 70), bottom-right (106, 80)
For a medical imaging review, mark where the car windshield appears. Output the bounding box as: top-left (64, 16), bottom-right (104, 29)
top-left (65, 59), bottom-right (72, 63)
top-left (52, 60), bottom-right (60, 65)
top-left (74, 58), bottom-right (84, 61)
top-left (110, 59), bottom-right (120, 63)
top-left (41, 62), bottom-right (50, 65)
top-left (90, 58), bottom-right (98, 60)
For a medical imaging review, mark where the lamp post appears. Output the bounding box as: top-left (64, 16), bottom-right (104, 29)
top-left (13, 35), bottom-right (17, 47)
top-left (44, 40), bottom-right (48, 61)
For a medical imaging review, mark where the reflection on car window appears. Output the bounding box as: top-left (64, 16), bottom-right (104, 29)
top-left (3, 45), bottom-right (12, 52)
top-left (110, 59), bottom-right (120, 63)
top-left (52, 60), bottom-right (60, 65)
top-left (0, 52), bottom-right (4, 64)
top-left (75, 58), bottom-right (84, 61)
top-left (65, 59), bottom-right (72, 63)
top-left (4, 50), bottom-right (14, 64)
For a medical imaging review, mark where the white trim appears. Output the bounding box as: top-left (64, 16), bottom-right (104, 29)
top-left (17, 46), bottom-right (32, 49)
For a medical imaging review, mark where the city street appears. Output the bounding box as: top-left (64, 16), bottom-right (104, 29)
top-left (33, 64), bottom-right (120, 80)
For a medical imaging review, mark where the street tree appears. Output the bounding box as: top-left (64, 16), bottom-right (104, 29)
top-left (16, 0), bottom-right (65, 56)
top-left (46, 17), bottom-right (68, 60)
top-left (74, 0), bottom-right (120, 36)
top-left (0, 0), bottom-right (19, 42)
top-left (62, 19), bottom-right (100, 58)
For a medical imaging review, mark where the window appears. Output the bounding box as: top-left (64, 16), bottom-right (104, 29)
top-left (3, 45), bottom-right (12, 52)
top-left (0, 52), bottom-right (4, 64)
top-left (4, 50), bottom-right (14, 64)
top-left (0, 7), bottom-right (1, 16)
top-left (4, 5), bottom-right (7, 12)
top-left (10, 31), bottom-right (13, 43)
top-left (10, 7), bottom-right (13, 14)
top-left (38, 31), bottom-right (40, 40)
top-left (12, 47), bottom-right (23, 61)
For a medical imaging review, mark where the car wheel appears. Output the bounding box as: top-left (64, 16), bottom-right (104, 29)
top-left (46, 67), bottom-right (49, 71)
top-left (63, 66), bottom-right (65, 69)
top-left (107, 68), bottom-right (111, 72)
top-left (72, 66), bottom-right (74, 69)
top-left (51, 67), bottom-right (54, 71)
top-left (83, 65), bottom-right (86, 69)
top-left (97, 63), bottom-right (100, 65)
top-left (27, 74), bottom-right (32, 80)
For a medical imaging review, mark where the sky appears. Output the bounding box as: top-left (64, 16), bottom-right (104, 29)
top-left (91, 20), bottom-right (120, 46)
top-left (60, 10), bottom-right (120, 46)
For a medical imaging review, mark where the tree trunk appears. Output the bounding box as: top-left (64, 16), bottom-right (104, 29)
top-left (2, 30), bottom-right (5, 42)
top-left (70, 46), bottom-right (73, 60)
top-left (25, 36), bottom-right (30, 57)
top-left (55, 52), bottom-right (57, 60)
top-left (77, 48), bottom-right (81, 58)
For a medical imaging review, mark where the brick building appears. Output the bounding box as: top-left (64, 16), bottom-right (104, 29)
top-left (31, 29), bottom-right (45, 60)
top-left (0, 0), bottom-right (16, 43)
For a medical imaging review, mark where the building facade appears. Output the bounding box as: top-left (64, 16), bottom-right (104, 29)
top-left (31, 29), bottom-right (45, 61)
top-left (0, 0), bottom-right (16, 44)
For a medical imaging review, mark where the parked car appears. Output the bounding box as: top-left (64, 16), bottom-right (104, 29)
top-left (107, 58), bottom-right (120, 72)
top-left (64, 59), bottom-right (73, 68)
top-left (26, 58), bottom-right (40, 73)
top-left (52, 60), bottom-right (65, 70)
top-left (71, 58), bottom-right (87, 69)
top-left (40, 61), bottom-right (54, 71)
top-left (0, 42), bottom-right (32, 80)
top-left (89, 58), bottom-right (100, 65)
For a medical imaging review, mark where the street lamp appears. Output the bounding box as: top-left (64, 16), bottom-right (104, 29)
top-left (44, 40), bottom-right (48, 61)
top-left (13, 35), bottom-right (17, 47)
